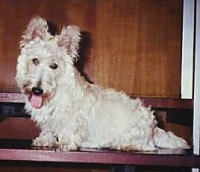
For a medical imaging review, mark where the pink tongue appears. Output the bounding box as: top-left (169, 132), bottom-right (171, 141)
top-left (30, 94), bottom-right (43, 109)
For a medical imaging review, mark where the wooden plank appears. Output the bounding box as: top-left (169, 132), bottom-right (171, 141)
top-left (0, 148), bottom-right (199, 167)
top-left (0, 93), bottom-right (25, 103)
top-left (140, 97), bottom-right (193, 109)
top-left (0, 93), bottom-right (193, 109)
top-left (94, 0), bottom-right (183, 97)
top-left (0, 118), bottom-right (39, 139)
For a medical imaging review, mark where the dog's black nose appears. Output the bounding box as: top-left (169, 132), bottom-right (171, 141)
top-left (32, 87), bottom-right (44, 95)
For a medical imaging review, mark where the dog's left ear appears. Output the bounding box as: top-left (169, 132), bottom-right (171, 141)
top-left (58, 25), bottom-right (81, 61)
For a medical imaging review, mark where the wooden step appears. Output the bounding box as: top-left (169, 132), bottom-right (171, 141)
top-left (0, 139), bottom-right (199, 167)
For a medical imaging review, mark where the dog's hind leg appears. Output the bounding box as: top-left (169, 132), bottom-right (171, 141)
top-left (153, 127), bottom-right (190, 149)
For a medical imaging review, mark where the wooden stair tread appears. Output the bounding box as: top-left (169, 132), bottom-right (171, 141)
top-left (0, 139), bottom-right (199, 167)
top-left (0, 147), bottom-right (199, 167)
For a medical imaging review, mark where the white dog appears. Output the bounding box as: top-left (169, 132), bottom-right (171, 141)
top-left (16, 16), bottom-right (190, 151)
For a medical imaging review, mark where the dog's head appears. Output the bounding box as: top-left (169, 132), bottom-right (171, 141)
top-left (16, 16), bottom-right (81, 109)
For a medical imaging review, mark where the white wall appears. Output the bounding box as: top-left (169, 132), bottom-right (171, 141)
top-left (192, 0), bottom-right (200, 171)
top-left (193, 0), bottom-right (200, 155)
top-left (181, 0), bottom-right (195, 99)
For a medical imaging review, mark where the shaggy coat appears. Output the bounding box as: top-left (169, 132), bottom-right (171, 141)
top-left (16, 16), bottom-right (190, 151)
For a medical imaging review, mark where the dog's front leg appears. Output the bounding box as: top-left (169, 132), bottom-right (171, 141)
top-left (55, 127), bottom-right (85, 151)
top-left (32, 130), bottom-right (56, 148)
top-left (56, 139), bottom-right (78, 151)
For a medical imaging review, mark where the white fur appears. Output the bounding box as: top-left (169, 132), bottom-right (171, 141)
top-left (16, 16), bottom-right (190, 151)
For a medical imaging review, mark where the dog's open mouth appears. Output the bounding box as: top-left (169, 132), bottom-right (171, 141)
top-left (29, 87), bottom-right (44, 109)
top-left (30, 94), bottom-right (43, 109)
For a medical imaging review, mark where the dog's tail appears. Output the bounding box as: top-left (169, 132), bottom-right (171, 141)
top-left (153, 127), bottom-right (191, 149)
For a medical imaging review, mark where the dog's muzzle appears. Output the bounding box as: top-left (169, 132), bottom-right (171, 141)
top-left (32, 87), bottom-right (44, 95)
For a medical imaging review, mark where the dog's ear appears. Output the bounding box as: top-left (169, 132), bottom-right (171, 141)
top-left (20, 16), bottom-right (51, 48)
top-left (58, 25), bottom-right (81, 61)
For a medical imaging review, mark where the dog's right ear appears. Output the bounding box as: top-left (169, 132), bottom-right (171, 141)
top-left (20, 16), bottom-right (51, 48)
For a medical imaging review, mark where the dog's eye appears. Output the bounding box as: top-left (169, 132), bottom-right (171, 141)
top-left (32, 58), bottom-right (40, 66)
top-left (50, 63), bottom-right (58, 70)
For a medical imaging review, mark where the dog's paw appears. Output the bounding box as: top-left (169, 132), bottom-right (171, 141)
top-left (56, 143), bottom-right (79, 151)
top-left (32, 136), bottom-right (54, 148)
